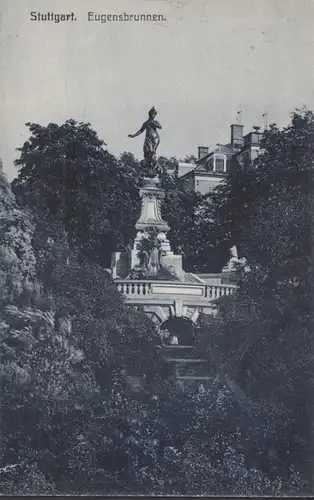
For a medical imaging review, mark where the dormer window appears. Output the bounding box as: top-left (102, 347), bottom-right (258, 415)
top-left (213, 154), bottom-right (226, 173)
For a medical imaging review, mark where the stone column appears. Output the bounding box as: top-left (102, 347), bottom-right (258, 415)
top-left (135, 177), bottom-right (170, 233)
top-left (130, 176), bottom-right (172, 268)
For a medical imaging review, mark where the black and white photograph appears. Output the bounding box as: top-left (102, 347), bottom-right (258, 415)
top-left (0, 0), bottom-right (313, 495)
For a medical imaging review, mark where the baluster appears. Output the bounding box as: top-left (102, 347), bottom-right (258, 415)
top-left (138, 283), bottom-right (144, 295)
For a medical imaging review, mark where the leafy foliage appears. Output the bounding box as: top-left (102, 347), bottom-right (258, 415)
top-left (12, 121), bottom-right (141, 267)
top-left (161, 166), bottom-right (203, 271)
top-left (195, 109), bottom-right (314, 488)
top-left (0, 170), bottom-right (166, 494)
top-left (2, 110), bottom-right (313, 494)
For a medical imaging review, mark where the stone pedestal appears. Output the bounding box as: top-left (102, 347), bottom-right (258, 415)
top-left (111, 176), bottom-right (185, 278)
top-left (135, 177), bottom-right (169, 232)
top-left (131, 176), bottom-right (174, 269)
top-left (110, 176), bottom-right (183, 277)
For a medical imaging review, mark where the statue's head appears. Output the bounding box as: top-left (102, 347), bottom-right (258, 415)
top-left (148, 106), bottom-right (157, 119)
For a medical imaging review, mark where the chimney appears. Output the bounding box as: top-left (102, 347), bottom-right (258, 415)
top-left (198, 146), bottom-right (209, 160)
top-left (230, 124), bottom-right (244, 149)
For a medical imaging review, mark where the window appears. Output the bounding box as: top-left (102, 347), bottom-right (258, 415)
top-left (215, 158), bottom-right (225, 172)
top-left (213, 154), bottom-right (226, 173)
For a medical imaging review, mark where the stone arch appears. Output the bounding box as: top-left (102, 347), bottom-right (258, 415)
top-left (160, 316), bottom-right (196, 346)
top-left (184, 307), bottom-right (200, 325)
top-left (141, 303), bottom-right (203, 331)
top-left (169, 301), bottom-right (200, 326)
top-left (142, 305), bottom-right (170, 325)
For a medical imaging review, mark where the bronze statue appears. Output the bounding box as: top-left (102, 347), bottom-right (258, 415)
top-left (128, 106), bottom-right (162, 175)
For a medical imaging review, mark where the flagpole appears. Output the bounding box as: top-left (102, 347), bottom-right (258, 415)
top-left (262, 112), bottom-right (268, 130)
top-left (236, 110), bottom-right (243, 125)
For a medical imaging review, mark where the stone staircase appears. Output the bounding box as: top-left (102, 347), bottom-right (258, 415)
top-left (163, 345), bottom-right (212, 389)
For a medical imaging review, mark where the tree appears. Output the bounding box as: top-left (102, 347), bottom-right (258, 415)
top-left (194, 109), bottom-right (314, 489)
top-left (4, 110), bottom-right (312, 494)
top-left (12, 121), bottom-right (141, 267)
top-left (181, 154), bottom-right (197, 163)
top-left (0, 167), bottom-right (168, 494)
top-left (12, 123), bottom-right (207, 273)
top-left (0, 168), bottom-right (83, 493)
top-left (160, 162), bottom-right (203, 272)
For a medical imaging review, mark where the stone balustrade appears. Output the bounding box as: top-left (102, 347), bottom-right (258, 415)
top-left (116, 280), bottom-right (153, 296)
top-left (205, 284), bottom-right (236, 299)
top-left (115, 280), bottom-right (237, 301)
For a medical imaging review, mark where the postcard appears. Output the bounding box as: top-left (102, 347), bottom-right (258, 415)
top-left (1, 0), bottom-right (313, 496)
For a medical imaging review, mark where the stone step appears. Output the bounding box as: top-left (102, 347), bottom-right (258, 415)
top-left (163, 345), bottom-right (195, 350)
top-left (162, 345), bottom-right (200, 359)
top-left (176, 375), bottom-right (213, 392)
top-left (162, 346), bottom-right (211, 380)
top-left (164, 358), bottom-right (207, 363)
top-left (177, 376), bottom-right (212, 381)
top-left (175, 366), bottom-right (210, 377)
top-left (166, 359), bottom-right (210, 378)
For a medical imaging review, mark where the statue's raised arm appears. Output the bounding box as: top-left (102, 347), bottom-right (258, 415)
top-left (128, 123), bottom-right (146, 138)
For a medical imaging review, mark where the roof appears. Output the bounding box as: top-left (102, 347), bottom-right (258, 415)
top-left (177, 162), bottom-right (196, 178)
top-left (196, 144), bottom-right (236, 166)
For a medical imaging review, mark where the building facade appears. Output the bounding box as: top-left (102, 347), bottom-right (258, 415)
top-left (177, 123), bottom-right (263, 195)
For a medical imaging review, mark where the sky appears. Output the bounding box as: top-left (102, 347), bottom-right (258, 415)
top-left (1, 0), bottom-right (314, 180)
